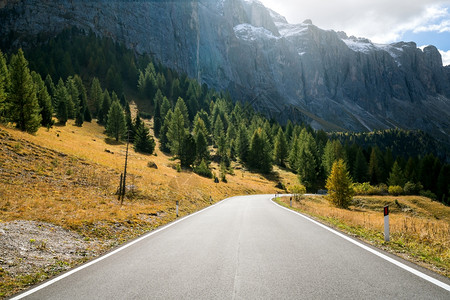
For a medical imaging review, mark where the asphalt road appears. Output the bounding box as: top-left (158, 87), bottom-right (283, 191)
top-left (14, 195), bottom-right (450, 299)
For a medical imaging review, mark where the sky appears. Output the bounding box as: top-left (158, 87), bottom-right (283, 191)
top-left (259, 0), bottom-right (450, 66)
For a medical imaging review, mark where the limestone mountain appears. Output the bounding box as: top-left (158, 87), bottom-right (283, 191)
top-left (1, 0), bottom-right (449, 143)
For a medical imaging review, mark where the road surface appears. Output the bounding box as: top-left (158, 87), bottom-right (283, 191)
top-left (14, 195), bottom-right (450, 299)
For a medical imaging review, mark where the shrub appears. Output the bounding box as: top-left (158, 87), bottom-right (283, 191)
top-left (289, 184), bottom-right (306, 201)
top-left (388, 185), bottom-right (403, 196)
top-left (193, 159), bottom-right (212, 178)
top-left (353, 182), bottom-right (373, 195)
top-left (420, 190), bottom-right (437, 201)
top-left (403, 181), bottom-right (422, 195)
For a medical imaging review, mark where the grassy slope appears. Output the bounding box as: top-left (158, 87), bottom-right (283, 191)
top-left (0, 119), bottom-right (300, 297)
top-left (276, 195), bottom-right (450, 277)
top-left (1, 116), bottom-right (449, 295)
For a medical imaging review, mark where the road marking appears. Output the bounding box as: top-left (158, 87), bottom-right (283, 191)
top-left (11, 198), bottom-right (233, 300)
top-left (272, 199), bottom-right (450, 292)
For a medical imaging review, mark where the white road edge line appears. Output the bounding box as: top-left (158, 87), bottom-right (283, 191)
top-left (272, 198), bottom-right (450, 292)
top-left (11, 198), bottom-right (233, 300)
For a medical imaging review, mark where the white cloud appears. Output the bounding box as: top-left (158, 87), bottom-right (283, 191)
top-left (260, 0), bottom-right (450, 44)
top-left (439, 49), bottom-right (450, 65)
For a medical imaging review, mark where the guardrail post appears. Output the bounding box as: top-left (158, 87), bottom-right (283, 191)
top-left (384, 205), bottom-right (389, 242)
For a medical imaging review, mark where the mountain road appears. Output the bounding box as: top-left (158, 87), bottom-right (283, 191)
top-left (13, 195), bottom-right (450, 299)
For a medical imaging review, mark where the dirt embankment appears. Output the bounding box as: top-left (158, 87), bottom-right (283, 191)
top-left (0, 220), bottom-right (101, 278)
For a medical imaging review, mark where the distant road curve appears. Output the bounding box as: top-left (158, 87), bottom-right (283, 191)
top-left (13, 195), bottom-right (450, 299)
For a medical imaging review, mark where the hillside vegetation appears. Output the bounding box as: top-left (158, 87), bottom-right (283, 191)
top-left (0, 121), bottom-right (298, 297)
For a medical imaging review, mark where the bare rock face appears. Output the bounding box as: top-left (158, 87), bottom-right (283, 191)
top-left (0, 0), bottom-right (449, 142)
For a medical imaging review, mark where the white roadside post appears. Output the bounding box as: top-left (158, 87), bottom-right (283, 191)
top-left (176, 201), bottom-right (179, 218)
top-left (384, 205), bottom-right (390, 242)
top-left (290, 197), bottom-right (292, 208)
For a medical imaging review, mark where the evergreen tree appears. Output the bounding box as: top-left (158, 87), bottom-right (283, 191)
top-left (368, 147), bottom-right (384, 185)
top-left (180, 133), bottom-right (196, 168)
top-left (159, 110), bottom-right (172, 152)
top-left (89, 77), bottom-right (103, 117)
top-left (289, 134), bottom-right (301, 171)
top-left (65, 77), bottom-right (78, 119)
top-left (74, 74), bottom-right (91, 122)
top-left (153, 89), bottom-right (163, 137)
top-left (167, 106), bottom-right (186, 156)
top-left (31, 71), bottom-right (53, 127)
top-left (195, 129), bottom-right (209, 162)
top-left (322, 140), bottom-right (335, 177)
top-left (9, 49), bottom-right (41, 133)
top-left (75, 109), bottom-right (84, 127)
top-left (134, 123), bottom-right (155, 154)
top-left (274, 127), bottom-right (288, 167)
top-left (106, 100), bottom-right (126, 142)
top-left (236, 124), bottom-right (249, 163)
top-left (175, 97), bottom-right (190, 129)
top-left (436, 165), bottom-right (450, 204)
top-left (160, 96), bottom-right (171, 121)
top-left (0, 50), bottom-right (9, 122)
top-left (353, 148), bottom-right (368, 183)
top-left (325, 159), bottom-right (354, 209)
top-left (99, 90), bottom-right (111, 124)
top-left (295, 129), bottom-right (319, 191)
top-left (388, 161), bottom-right (406, 187)
top-left (404, 157), bottom-right (419, 183)
top-left (285, 120), bottom-right (294, 142)
top-left (419, 154), bottom-right (437, 191)
top-left (248, 128), bottom-right (272, 173)
top-left (55, 79), bottom-right (69, 125)
top-left (44, 74), bottom-right (55, 99)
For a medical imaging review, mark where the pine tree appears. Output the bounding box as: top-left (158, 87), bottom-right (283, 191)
top-left (195, 129), bottom-right (209, 162)
top-left (9, 49), bottom-right (41, 133)
top-left (180, 133), bottom-right (196, 168)
top-left (55, 79), bottom-right (69, 125)
top-left (99, 90), bottom-right (111, 124)
top-left (134, 123), bottom-right (155, 154)
top-left (388, 161), bottom-right (406, 187)
top-left (106, 100), bottom-right (126, 142)
top-left (153, 89), bottom-right (163, 137)
top-left (0, 50), bottom-right (9, 122)
top-left (274, 127), bottom-right (288, 167)
top-left (295, 129), bottom-right (319, 191)
top-left (436, 165), bottom-right (450, 204)
top-left (74, 74), bottom-right (91, 122)
top-left (159, 110), bottom-right (172, 152)
top-left (236, 124), bottom-right (249, 163)
top-left (167, 106), bottom-right (186, 156)
top-left (44, 74), bottom-right (55, 99)
top-left (175, 97), bottom-right (190, 129)
top-left (89, 77), bottom-right (103, 117)
top-left (322, 140), bottom-right (335, 177)
top-left (160, 96), bottom-right (171, 121)
top-left (65, 77), bottom-right (78, 119)
top-left (353, 148), bottom-right (368, 183)
top-left (75, 109), bottom-right (84, 127)
top-left (248, 128), bottom-right (272, 173)
top-left (325, 159), bottom-right (354, 209)
top-left (31, 71), bottom-right (53, 127)
top-left (368, 147), bottom-right (384, 185)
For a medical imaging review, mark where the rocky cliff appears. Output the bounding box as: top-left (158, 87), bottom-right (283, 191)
top-left (1, 0), bottom-right (449, 142)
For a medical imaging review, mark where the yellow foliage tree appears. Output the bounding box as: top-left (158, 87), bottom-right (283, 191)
top-left (325, 159), bottom-right (354, 209)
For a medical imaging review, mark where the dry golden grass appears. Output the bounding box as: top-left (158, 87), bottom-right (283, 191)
top-left (0, 117), bottom-right (301, 297)
top-left (278, 195), bottom-right (450, 277)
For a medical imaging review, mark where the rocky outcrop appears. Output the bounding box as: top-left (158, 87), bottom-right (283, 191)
top-left (0, 0), bottom-right (449, 142)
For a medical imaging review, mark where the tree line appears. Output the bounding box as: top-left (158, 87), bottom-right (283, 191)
top-left (1, 28), bottom-right (448, 206)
